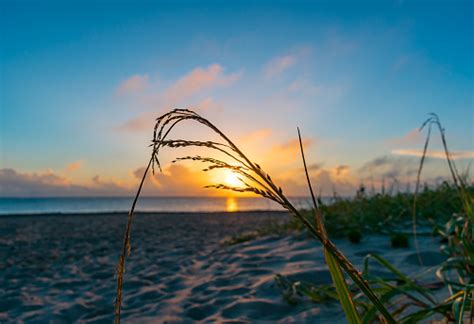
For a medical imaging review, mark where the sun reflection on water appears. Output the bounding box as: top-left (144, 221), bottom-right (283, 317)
top-left (226, 197), bottom-right (238, 212)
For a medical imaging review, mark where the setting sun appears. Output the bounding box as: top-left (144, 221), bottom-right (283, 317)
top-left (224, 172), bottom-right (241, 187)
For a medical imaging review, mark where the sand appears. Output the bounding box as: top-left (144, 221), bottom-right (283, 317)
top-left (0, 212), bottom-right (445, 322)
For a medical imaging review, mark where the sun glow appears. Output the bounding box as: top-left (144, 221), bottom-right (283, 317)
top-left (224, 172), bottom-right (241, 187)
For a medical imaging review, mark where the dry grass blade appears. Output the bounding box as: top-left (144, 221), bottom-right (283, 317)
top-left (114, 109), bottom-right (395, 323)
top-left (413, 113), bottom-right (473, 266)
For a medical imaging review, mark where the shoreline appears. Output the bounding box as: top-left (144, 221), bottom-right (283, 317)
top-left (0, 210), bottom-right (292, 218)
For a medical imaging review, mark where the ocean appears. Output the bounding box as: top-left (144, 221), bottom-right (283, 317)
top-left (0, 196), bottom-right (315, 215)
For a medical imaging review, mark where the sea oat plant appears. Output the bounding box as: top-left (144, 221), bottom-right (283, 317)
top-left (114, 109), bottom-right (395, 323)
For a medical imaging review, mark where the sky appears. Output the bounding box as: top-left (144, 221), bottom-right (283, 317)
top-left (1, 0), bottom-right (473, 197)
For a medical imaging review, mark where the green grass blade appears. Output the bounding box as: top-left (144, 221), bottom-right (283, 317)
top-left (324, 249), bottom-right (361, 324)
top-left (454, 285), bottom-right (472, 324)
top-left (364, 253), bottom-right (436, 304)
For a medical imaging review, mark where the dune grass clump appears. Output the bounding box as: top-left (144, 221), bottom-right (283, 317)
top-left (272, 114), bottom-right (473, 323)
top-left (225, 182), bottom-right (470, 245)
top-left (321, 181), bottom-right (469, 238)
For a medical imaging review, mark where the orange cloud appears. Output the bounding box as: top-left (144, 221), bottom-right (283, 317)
top-left (165, 64), bottom-right (241, 102)
top-left (270, 137), bottom-right (314, 160)
top-left (238, 128), bottom-right (272, 146)
top-left (116, 74), bottom-right (149, 95)
top-left (116, 111), bottom-right (155, 132)
top-left (192, 97), bottom-right (223, 113)
top-left (135, 164), bottom-right (240, 197)
top-left (66, 160), bottom-right (83, 172)
top-left (117, 64), bottom-right (240, 132)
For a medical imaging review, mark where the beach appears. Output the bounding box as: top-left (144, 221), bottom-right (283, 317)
top-left (0, 211), bottom-right (445, 322)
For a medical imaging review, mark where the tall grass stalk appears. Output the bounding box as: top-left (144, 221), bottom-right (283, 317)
top-left (298, 128), bottom-right (361, 324)
top-left (114, 158), bottom-right (153, 323)
top-left (412, 117), bottom-right (432, 266)
top-left (413, 114), bottom-right (473, 268)
top-left (114, 109), bottom-right (395, 323)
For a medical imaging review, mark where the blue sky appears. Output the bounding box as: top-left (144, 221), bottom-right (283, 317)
top-left (1, 0), bottom-right (473, 197)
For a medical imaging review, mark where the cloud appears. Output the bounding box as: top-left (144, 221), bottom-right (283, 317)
top-left (0, 168), bottom-right (129, 197)
top-left (273, 138), bottom-right (313, 155)
top-left (239, 128), bottom-right (272, 145)
top-left (359, 155), bottom-right (420, 179)
top-left (287, 79), bottom-right (345, 103)
top-left (333, 164), bottom-right (350, 177)
top-left (262, 137), bottom-right (315, 166)
top-left (117, 64), bottom-right (240, 132)
top-left (116, 111), bottom-right (156, 132)
top-left (275, 165), bottom-right (357, 197)
top-left (264, 54), bottom-right (297, 79)
top-left (387, 128), bottom-right (423, 147)
top-left (193, 97), bottom-right (223, 113)
top-left (392, 149), bottom-right (474, 160)
top-left (241, 137), bottom-right (359, 196)
top-left (288, 78), bottom-right (320, 94)
top-left (116, 96), bottom-right (224, 133)
top-left (66, 161), bottom-right (83, 172)
top-left (116, 74), bottom-right (149, 95)
top-left (135, 164), bottom-right (226, 196)
top-left (357, 153), bottom-right (473, 192)
top-left (263, 47), bottom-right (311, 80)
top-left (307, 162), bottom-right (324, 171)
top-left (165, 64), bottom-right (241, 102)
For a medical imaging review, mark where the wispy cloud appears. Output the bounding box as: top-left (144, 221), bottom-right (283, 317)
top-left (264, 54), bottom-right (297, 79)
top-left (287, 78), bottom-right (321, 94)
top-left (116, 74), bottom-right (149, 95)
top-left (387, 128), bottom-right (423, 147)
top-left (392, 149), bottom-right (474, 160)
